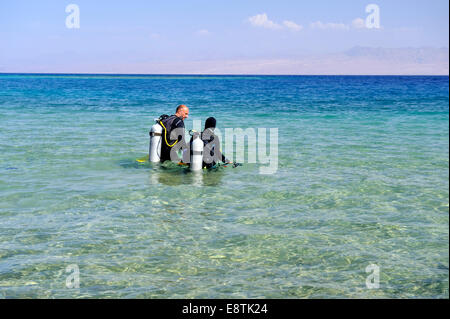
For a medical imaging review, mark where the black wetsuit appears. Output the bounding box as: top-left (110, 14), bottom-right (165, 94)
top-left (200, 128), bottom-right (227, 169)
top-left (160, 115), bottom-right (186, 162)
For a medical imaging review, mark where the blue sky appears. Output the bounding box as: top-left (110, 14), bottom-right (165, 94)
top-left (1, 0), bottom-right (448, 73)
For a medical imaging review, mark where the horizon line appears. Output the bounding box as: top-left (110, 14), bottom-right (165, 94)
top-left (1, 72), bottom-right (449, 77)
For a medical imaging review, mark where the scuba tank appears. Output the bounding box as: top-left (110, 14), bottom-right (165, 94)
top-left (190, 131), bottom-right (203, 171)
top-left (149, 117), bottom-right (164, 162)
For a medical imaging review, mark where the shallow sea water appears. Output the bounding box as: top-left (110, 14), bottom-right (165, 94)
top-left (0, 74), bottom-right (448, 298)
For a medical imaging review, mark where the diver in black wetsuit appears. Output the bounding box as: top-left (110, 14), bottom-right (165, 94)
top-left (159, 105), bottom-right (189, 163)
top-left (199, 117), bottom-right (231, 169)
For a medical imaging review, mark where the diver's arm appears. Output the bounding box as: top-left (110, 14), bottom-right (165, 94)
top-left (219, 150), bottom-right (228, 163)
top-left (178, 124), bottom-right (188, 163)
top-left (173, 117), bottom-right (185, 143)
top-left (169, 118), bottom-right (187, 163)
top-left (221, 153), bottom-right (230, 163)
top-left (212, 134), bottom-right (230, 163)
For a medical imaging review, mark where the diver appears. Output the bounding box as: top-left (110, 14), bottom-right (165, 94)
top-left (194, 117), bottom-right (231, 169)
top-left (159, 104), bottom-right (189, 163)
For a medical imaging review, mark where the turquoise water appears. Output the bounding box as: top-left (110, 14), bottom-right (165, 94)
top-left (0, 74), bottom-right (448, 298)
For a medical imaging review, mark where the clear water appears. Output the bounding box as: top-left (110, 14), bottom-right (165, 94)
top-left (0, 74), bottom-right (448, 298)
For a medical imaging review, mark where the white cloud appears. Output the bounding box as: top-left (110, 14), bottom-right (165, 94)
top-left (352, 18), bottom-right (366, 29)
top-left (310, 18), bottom-right (378, 31)
top-left (283, 20), bottom-right (303, 31)
top-left (310, 21), bottom-right (350, 30)
top-left (196, 29), bottom-right (211, 36)
top-left (248, 14), bottom-right (371, 32)
top-left (248, 13), bottom-right (281, 30)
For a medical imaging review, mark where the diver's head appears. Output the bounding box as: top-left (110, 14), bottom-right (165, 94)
top-left (204, 117), bottom-right (217, 131)
top-left (175, 104), bottom-right (189, 120)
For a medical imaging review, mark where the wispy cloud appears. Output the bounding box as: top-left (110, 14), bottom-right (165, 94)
top-left (248, 13), bottom-right (303, 32)
top-left (247, 13), bottom-right (375, 32)
top-left (310, 21), bottom-right (350, 30)
top-left (310, 18), bottom-right (376, 30)
top-left (247, 14), bottom-right (382, 32)
top-left (351, 18), bottom-right (366, 29)
top-left (248, 13), bottom-right (281, 30)
top-left (283, 20), bottom-right (303, 32)
top-left (196, 29), bottom-right (211, 36)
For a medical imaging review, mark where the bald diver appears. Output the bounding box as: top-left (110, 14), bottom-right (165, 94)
top-left (158, 104), bottom-right (189, 163)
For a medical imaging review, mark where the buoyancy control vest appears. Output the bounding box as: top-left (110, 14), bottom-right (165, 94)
top-left (158, 114), bottom-right (186, 162)
top-left (159, 114), bottom-right (182, 147)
